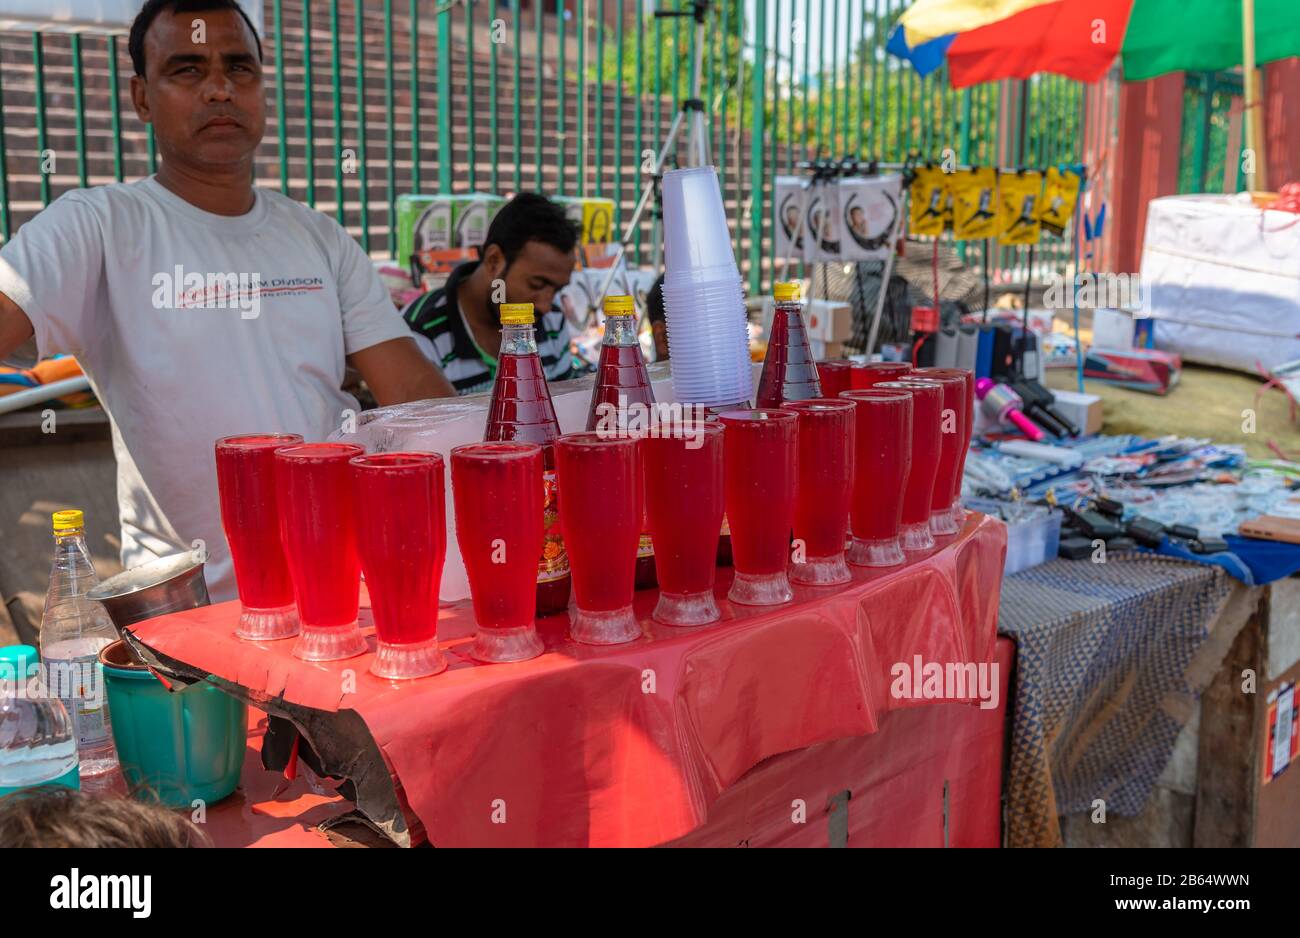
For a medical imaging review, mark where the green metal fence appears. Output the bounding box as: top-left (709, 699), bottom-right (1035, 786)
top-left (0, 0), bottom-right (1085, 292)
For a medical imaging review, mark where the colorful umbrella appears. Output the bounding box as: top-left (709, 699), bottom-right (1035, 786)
top-left (888, 0), bottom-right (1300, 88)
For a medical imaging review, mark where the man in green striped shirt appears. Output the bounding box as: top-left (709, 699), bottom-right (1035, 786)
top-left (402, 193), bottom-right (589, 395)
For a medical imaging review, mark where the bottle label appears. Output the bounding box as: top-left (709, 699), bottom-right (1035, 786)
top-left (46, 655), bottom-right (111, 749)
top-left (637, 533), bottom-right (655, 560)
top-left (538, 469), bottom-right (570, 583)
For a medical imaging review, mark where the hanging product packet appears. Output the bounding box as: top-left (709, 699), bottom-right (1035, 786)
top-left (804, 179), bottom-right (843, 262)
top-left (951, 166), bottom-right (1000, 241)
top-left (839, 174), bottom-right (903, 261)
top-left (774, 175), bottom-right (808, 262)
top-left (998, 170), bottom-right (1044, 246)
top-left (908, 165), bottom-right (949, 238)
top-left (1038, 165), bottom-right (1084, 237)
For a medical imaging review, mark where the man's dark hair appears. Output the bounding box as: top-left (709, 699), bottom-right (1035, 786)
top-left (484, 193), bottom-right (580, 266)
top-left (129, 0), bottom-right (264, 78)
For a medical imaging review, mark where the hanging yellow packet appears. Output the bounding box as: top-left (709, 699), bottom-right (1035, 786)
top-left (908, 165), bottom-right (949, 237)
top-left (999, 170), bottom-right (1043, 246)
top-left (951, 166), bottom-right (999, 241)
top-left (1038, 165), bottom-right (1083, 237)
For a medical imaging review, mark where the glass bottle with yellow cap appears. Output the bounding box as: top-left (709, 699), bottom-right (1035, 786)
top-left (586, 295), bottom-right (657, 589)
top-left (755, 281), bottom-right (822, 407)
top-left (484, 302), bottom-right (571, 616)
top-left (38, 509), bottom-right (120, 785)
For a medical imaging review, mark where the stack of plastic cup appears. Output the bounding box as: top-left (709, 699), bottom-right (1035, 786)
top-left (660, 167), bottom-right (754, 409)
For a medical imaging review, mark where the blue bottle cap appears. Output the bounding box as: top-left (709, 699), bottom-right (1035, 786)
top-left (0, 644), bottom-right (39, 681)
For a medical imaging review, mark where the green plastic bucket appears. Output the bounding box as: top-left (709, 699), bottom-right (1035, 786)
top-left (99, 640), bottom-right (246, 808)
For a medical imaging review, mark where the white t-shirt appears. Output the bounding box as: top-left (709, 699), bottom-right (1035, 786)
top-left (0, 177), bottom-right (412, 602)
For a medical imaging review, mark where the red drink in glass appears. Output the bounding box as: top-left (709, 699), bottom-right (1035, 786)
top-left (351, 453), bottom-right (448, 679)
top-left (904, 373), bottom-right (966, 535)
top-left (915, 367), bottom-right (974, 526)
top-left (850, 361), bottom-right (911, 389)
top-left (839, 389), bottom-right (913, 566)
top-left (484, 303), bottom-right (571, 618)
top-left (215, 432), bottom-right (303, 641)
top-left (784, 400), bottom-right (855, 585)
top-left (586, 295), bottom-right (658, 589)
top-left (720, 409), bottom-right (799, 605)
top-left (756, 283), bottom-right (822, 407)
top-left (555, 432), bottom-right (643, 644)
top-left (275, 442), bottom-right (367, 661)
top-left (643, 422), bottom-right (725, 625)
top-left (816, 360), bottom-right (854, 399)
top-left (450, 442), bottom-right (546, 663)
top-left (874, 380), bottom-right (943, 552)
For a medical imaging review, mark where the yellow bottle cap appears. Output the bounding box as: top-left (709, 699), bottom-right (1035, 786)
top-left (499, 302), bottom-right (535, 325)
top-left (774, 281), bottom-right (802, 302)
top-left (603, 295), bottom-right (635, 317)
top-left (52, 509), bottom-right (84, 533)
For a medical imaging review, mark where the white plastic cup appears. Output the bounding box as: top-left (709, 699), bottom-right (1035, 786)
top-left (662, 167), bottom-right (740, 275)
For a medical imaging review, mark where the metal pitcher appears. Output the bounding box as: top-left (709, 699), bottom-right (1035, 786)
top-left (87, 554), bottom-right (210, 662)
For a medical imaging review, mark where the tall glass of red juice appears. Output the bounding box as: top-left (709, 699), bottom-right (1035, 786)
top-left (914, 367), bottom-right (974, 526)
top-left (874, 380), bottom-right (942, 552)
top-left (720, 409), bottom-right (799, 605)
top-left (215, 432), bottom-right (303, 641)
top-left (903, 373), bottom-right (966, 536)
top-left (350, 453), bottom-right (448, 680)
top-left (643, 421), bottom-right (725, 625)
top-left (484, 302), bottom-right (571, 618)
top-left (839, 390), bottom-right (912, 566)
top-left (783, 399), bottom-right (855, 585)
top-left (816, 360), bottom-right (854, 399)
top-left (850, 361), bottom-right (911, 389)
top-left (450, 442), bottom-right (546, 663)
top-left (586, 294), bottom-right (658, 589)
top-left (555, 432), bottom-right (643, 644)
top-left (274, 442), bottom-right (367, 661)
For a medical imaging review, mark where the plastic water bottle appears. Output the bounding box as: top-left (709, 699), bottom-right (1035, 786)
top-left (0, 644), bottom-right (80, 797)
top-left (38, 510), bottom-right (120, 782)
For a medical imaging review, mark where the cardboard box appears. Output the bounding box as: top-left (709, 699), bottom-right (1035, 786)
top-left (1084, 346), bottom-right (1182, 395)
top-left (1049, 388), bottom-right (1103, 436)
top-left (804, 298), bottom-right (854, 343)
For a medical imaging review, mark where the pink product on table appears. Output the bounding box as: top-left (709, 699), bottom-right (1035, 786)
top-left (643, 423), bottom-right (726, 626)
top-left (214, 432), bottom-right (303, 642)
top-left (975, 377), bottom-right (1044, 442)
top-left (783, 399), bottom-right (855, 586)
top-left (873, 380), bottom-right (942, 553)
top-left (274, 442), bottom-right (367, 661)
top-left (350, 452), bottom-right (448, 680)
top-left (719, 408), bottom-right (800, 606)
top-left (555, 432), bottom-right (644, 645)
top-left (450, 442), bottom-right (546, 663)
top-left (838, 389), bottom-right (913, 567)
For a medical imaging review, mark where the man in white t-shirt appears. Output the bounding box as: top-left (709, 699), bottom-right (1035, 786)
top-left (0, 0), bottom-right (455, 601)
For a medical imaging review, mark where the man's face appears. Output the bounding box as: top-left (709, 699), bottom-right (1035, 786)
top-left (130, 8), bottom-right (265, 171)
top-left (485, 240), bottom-right (575, 316)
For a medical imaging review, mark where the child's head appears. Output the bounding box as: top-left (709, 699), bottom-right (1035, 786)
top-left (0, 786), bottom-right (209, 848)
